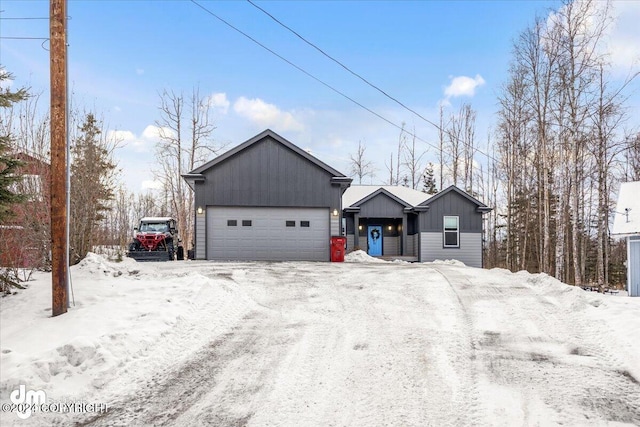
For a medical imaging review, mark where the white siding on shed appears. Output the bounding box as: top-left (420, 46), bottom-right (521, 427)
top-left (629, 237), bottom-right (640, 297)
top-left (206, 207), bottom-right (330, 261)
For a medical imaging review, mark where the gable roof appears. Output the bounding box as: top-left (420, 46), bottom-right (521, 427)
top-left (419, 185), bottom-right (492, 212)
top-left (188, 129), bottom-right (348, 178)
top-left (612, 181), bottom-right (640, 236)
top-left (343, 185), bottom-right (430, 209)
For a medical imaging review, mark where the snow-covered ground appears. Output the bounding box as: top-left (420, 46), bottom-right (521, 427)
top-left (1, 251), bottom-right (639, 426)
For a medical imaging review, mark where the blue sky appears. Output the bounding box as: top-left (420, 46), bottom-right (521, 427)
top-left (2, 0), bottom-right (639, 192)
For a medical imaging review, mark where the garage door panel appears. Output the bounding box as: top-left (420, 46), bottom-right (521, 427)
top-left (207, 207), bottom-right (329, 261)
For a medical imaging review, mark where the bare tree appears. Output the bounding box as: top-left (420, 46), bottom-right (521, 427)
top-left (154, 87), bottom-right (219, 250)
top-left (349, 140), bottom-right (375, 184)
top-left (403, 125), bottom-right (426, 189)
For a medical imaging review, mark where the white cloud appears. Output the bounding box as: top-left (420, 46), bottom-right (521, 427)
top-left (606, 0), bottom-right (640, 74)
top-left (142, 124), bottom-right (175, 141)
top-left (233, 97), bottom-right (304, 132)
top-left (444, 74), bottom-right (486, 99)
top-left (107, 130), bottom-right (136, 143)
top-left (207, 92), bottom-right (230, 114)
top-left (141, 179), bottom-right (163, 191)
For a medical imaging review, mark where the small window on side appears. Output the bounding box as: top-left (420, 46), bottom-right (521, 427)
top-left (227, 220), bottom-right (237, 226)
top-left (286, 220), bottom-right (296, 227)
top-left (443, 216), bottom-right (459, 248)
top-left (300, 221), bottom-right (310, 228)
top-left (242, 220), bottom-right (252, 227)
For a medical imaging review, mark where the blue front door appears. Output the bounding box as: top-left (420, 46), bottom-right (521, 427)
top-left (368, 225), bottom-right (383, 256)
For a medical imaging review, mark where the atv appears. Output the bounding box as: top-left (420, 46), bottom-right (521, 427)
top-left (127, 217), bottom-right (180, 262)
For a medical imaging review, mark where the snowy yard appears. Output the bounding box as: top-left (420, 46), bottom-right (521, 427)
top-left (1, 252), bottom-right (640, 426)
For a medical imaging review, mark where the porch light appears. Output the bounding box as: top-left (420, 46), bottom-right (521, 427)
top-left (388, 225), bottom-right (393, 231)
top-left (332, 209), bottom-right (339, 216)
top-left (358, 225), bottom-right (363, 231)
top-left (197, 206), bottom-right (204, 215)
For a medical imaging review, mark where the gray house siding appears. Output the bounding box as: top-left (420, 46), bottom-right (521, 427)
top-left (185, 130), bottom-right (350, 261)
top-left (195, 213), bottom-right (206, 259)
top-left (358, 193), bottom-right (406, 217)
top-left (419, 232), bottom-right (483, 267)
top-left (196, 137), bottom-right (342, 209)
top-left (419, 190), bottom-right (483, 232)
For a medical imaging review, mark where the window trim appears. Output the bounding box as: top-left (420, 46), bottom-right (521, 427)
top-left (443, 215), bottom-right (460, 248)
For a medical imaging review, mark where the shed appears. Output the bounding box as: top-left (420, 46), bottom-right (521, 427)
top-left (182, 129), bottom-right (351, 261)
top-left (612, 181), bottom-right (640, 297)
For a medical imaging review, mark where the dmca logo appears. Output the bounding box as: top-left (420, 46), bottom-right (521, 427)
top-left (9, 384), bottom-right (46, 420)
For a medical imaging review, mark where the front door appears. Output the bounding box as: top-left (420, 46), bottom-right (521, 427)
top-left (368, 225), bottom-right (383, 256)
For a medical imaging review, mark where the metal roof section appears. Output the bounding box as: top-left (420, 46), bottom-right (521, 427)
top-left (343, 185), bottom-right (431, 209)
top-left (420, 185), bottom-right (492, 213)
top-left (612, 181), bottom-right (640, 236)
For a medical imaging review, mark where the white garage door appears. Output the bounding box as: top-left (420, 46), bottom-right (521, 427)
top-left (207, 207), bottom-right (330, 261)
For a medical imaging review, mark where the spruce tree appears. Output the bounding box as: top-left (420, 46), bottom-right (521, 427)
top-left (0, 69), bottom-right (28, 223)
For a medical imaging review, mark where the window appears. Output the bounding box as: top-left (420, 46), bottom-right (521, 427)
top-left (443, 216), bottom-right (459, 248)
top-left (227, 220), bottom-right (237, 226)
top-left (286, 221), bottom-right (296, 227)
top-left (242, 220), bottom-right (252, 227)
top-left (300, 221), bottom-right (310, 228)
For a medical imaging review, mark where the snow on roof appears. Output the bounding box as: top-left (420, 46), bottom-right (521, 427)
top-left (342, 185), bottom-right (430, 208)
top-left (612, 181), bottom-right (640, 236)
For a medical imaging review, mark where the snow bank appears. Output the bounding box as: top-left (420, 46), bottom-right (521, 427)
top-left (432, 259), bottom-right (466, 267)
top-left (477, 268), bottom-right (640, 382)
top-left (0, 253), bottom-right (256, 410)
top-left (344, 250), bottom-right (386, 263)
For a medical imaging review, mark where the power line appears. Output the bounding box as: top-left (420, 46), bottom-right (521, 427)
top-left (190, 0), bottom-right (498, 165)
top-left (246, 0), bottom-right (442, 131)
top-left (0, 17), bottom-right (49, 20)
top-left (0, 36), bottom-right (49, 40)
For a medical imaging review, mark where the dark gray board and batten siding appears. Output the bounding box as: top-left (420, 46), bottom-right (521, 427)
top-left (195, 136), bottom-right (344, 208)
top-left (418, 189), bottom-right (484, 232)
top-left (357, 193), bottom-right (408, 218)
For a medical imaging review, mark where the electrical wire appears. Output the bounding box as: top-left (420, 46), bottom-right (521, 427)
top-left (246, 0), bottom-right (442, 131)
top-left (0, 36), bottom-right (49, 40)
top-left (191, 0), bottom-right (499, 166)
top-left (190, 1), bottom-right (455, 159)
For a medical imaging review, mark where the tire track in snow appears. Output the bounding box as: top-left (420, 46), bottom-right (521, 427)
top-left (440, 266), bottom-right (640, 425)
top-left (428, 265), bottom-right (484, 427)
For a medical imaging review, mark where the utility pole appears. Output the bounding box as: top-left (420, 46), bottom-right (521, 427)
top-left (50, 0), bottom-right (68, 316)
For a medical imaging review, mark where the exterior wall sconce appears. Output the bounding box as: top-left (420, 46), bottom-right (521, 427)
top-left (358, 225), bottom-right (363, 231)
top-left (197, 206), bottom-right (204, 215)
top-left (332, 209), bottom-right (339, 217)
top-left (388, 225), bottom-right (393, 231)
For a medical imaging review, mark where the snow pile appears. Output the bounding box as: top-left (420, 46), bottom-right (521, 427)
top-left (521, 271), bottom-right (640, 380)
top-left (0, 254), bottom-right (256, 411)
top-left (344, 250), bottom-right (386, 263)
top-left (432, 259), bottom-right (466, 266)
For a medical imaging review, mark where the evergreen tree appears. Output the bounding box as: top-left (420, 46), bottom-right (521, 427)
top-left (69, 113), bottom-right (116, 263)
top-left (0, 69), bottom-right (28, 223)
top-left (422, 163), bottom-right (438, 195)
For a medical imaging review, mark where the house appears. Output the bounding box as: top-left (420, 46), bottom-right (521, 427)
top-left (343, 185), bottom-right (491, 267)
top-left (0, 152), bottom-right (50, 268)
top-left (182, 129), bottom-right (352, 261)
top-left (612, 181), bottom-right (640, 297)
